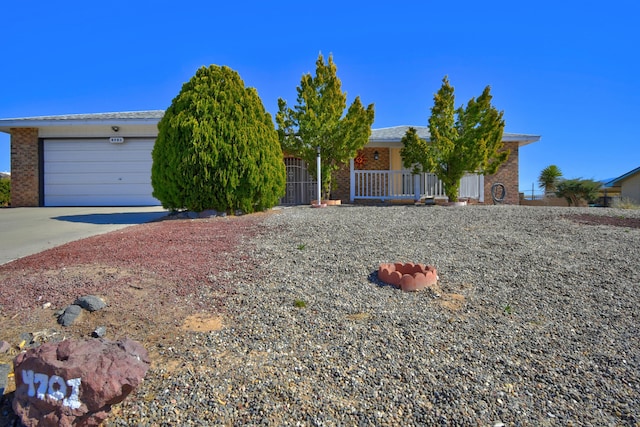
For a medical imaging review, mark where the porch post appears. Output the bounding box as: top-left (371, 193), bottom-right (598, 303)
top-left (414, 174), bottom-right (421, 201)
top-left (349, 158), bottom-right (355, 202)
top-left (479, 174), bottom-right (485, 203)
top-left (316, 146), bottom-right (321, 203)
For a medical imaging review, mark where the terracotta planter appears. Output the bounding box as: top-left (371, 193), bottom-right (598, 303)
top-left (378, 262), bottom-right (438, 292)
top-left (311, 200), bottom-right (341, 206)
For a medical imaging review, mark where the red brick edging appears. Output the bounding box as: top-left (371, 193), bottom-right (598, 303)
top-left (378, 262), bottom-right (438, 292)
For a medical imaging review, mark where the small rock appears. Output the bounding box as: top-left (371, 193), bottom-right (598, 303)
top-left (0, 341), bottom-right (11, 353)
top-left (199, 209), bottom-right (218, 218)
top-left (92, 326), bottom-right (107, 338)
top-left (42, 302), bottom-right (52, 309)
top-left (0, 363), bottom-right (10, 395)
top-left (74, 295), bottom-right (107, 312)
top-left (18, 332), bottom-right (33, 347)
top-left (57, 305), bottom-right (82, 327)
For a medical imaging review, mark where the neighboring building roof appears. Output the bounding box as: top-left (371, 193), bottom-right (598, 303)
top-left (0, 110), bottom-right (165, 132)
top-left (605, 166), bottom-right (640, 188)
top-left (370, 125), bottom-right (541, 146)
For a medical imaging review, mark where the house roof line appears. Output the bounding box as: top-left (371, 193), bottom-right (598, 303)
top-left (0, 110), bottom-right (165, 133)
top-left (0, 112), bottom-right (541, 146)
top-left (369, 125), bottom-right (541, 146)
top-left (605, 166), bottom-right (640, 187)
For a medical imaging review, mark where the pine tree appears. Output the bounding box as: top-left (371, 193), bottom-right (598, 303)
top-left (151, 65), bottom-right (286, 213)
top-left (401, 76), bottom-right (507, 202)
top-left (276, 53), bottom-right (374, 200)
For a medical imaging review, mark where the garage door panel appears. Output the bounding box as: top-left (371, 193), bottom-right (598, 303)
top-left (44, 139), bottom-right (160, 206)
top-left (45, 194), bottom-right (159, 207)
top-left (46, 140), bottom-right (155, 152)
top-left (45, 148), bottom-right (154, 162)
top-left (45, 161), bottom-right (153, 174)
top-left (45, 172), bottom-right (152, 185)
top-left (45, 183), bottom-right (153, 195)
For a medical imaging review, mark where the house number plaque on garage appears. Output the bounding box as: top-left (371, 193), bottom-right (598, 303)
top-left (109, 137), bottom-right (125, 144)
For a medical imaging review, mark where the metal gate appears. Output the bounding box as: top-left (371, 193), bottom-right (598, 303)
top-left (281, 157), bottom-right (317, 205)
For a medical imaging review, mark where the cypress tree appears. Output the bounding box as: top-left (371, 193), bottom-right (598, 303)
top-left (151, 65), bottom-right (286, 213)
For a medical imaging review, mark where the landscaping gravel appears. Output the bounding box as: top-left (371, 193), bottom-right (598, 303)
top-left (107, 205), bottom-right (640, 426)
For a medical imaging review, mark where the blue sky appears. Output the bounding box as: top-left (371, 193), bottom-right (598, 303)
top-left (1, 1), bottom-right (638, 194)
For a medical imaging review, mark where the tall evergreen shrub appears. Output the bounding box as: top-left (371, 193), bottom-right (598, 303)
top-left (0, 177), bottom-right (10, 207)
top-left (152, 65), bottom-right (286, 213)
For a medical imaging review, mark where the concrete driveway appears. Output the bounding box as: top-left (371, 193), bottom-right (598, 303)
top-left (0, 207), bottom-right (168, 265)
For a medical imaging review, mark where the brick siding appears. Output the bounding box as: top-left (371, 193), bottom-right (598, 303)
top-left (331, 148), bottom-right (390, 201)
top-left (10, 128), bottom-right (40, 207)
top-left (483, 142), bottom-right (519, 205)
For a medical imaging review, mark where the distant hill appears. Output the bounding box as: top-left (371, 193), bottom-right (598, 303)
top-left (0, 172), bottom-right (10, 179)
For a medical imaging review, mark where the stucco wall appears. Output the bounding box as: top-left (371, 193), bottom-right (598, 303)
top-left (621, 172), bottom-right (640, 202)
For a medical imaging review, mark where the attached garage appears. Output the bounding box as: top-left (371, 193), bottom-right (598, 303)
top-left (0, 111), bottom-right (164, 207)
top-left (43, 138), bottom-right (159, 206)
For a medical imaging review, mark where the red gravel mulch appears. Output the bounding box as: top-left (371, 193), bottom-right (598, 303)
top-left (566, 213), bottom-right (640, 229)
top-left (0, 213), bottom-right (271, 366)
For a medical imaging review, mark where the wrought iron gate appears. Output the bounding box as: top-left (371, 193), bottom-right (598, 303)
top-left (280, 157), bottom-right (317, 205)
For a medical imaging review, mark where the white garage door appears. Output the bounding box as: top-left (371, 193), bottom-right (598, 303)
top-left (44, 138), bottom-right (161, 206)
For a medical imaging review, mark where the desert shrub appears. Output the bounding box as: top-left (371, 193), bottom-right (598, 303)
top-left (555, 178), bottom-right (601, 206)
top-left (0, 177), bottom-right (10, 207)
top-left (152, 65), bottom-right (286, 213)
top-left (612, 197), bottom-right (640, 210)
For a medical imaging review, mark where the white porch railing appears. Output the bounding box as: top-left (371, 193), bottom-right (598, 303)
top-left (350, 169), bottom-right (484, 202)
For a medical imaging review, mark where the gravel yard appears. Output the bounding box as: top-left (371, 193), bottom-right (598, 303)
top-left (1, 205), bottom-right (639, 426)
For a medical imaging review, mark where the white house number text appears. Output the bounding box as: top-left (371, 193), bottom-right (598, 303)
top-left (21, 370), bottom-right (82, 409)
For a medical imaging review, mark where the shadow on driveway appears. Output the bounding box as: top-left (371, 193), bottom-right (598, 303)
top-left (52, 211), bottom-right (168, 225)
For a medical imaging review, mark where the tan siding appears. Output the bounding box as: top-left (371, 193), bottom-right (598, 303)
top-left (621, 172), bottom-right (640, 202)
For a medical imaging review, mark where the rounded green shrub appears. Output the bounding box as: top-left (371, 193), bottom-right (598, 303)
top-left (152, 65), bottom-right (286, 213)
top-left (0, 177), bottom-right (10, 207)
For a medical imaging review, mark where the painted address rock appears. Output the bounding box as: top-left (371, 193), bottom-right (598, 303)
top-left (13, 337), bottom-right (150, 427)
top-left (378, 262), bottom-right (438, 292)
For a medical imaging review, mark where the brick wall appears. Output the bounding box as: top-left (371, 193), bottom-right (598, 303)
top-left (483, 142), bottom-right (519, 205)
top-left (10, 128), bottom-right (40, 207)
top-left (331, 148), bottom-right (389, 201)
top-left (332, 166), bottom-right (350, 201)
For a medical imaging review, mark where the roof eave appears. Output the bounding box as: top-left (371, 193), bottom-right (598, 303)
top-left (605, 166), bottom-right (640, 187)
top-left (0, 118), bottom-right (161, 134)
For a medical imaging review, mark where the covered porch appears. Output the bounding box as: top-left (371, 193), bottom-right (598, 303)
top-left (349, 164), bottom-right (484, 202)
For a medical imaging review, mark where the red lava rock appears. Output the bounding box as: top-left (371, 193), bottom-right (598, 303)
top-left (12, 338), bottom-right (150, 427)
top-left (378, 262), bottom-right (438, 292)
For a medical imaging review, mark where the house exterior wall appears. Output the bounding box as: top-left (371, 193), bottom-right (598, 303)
top-left (10, 128), bottom-right (40, 207)
top-left (483, 142), bottom-right (519, 205)
top-left (4, 123), bottom-right (528, 207)
top-left (621, 172), bottom-right (640, 202)
top-left (332, 147), bottom-right (389, 201)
